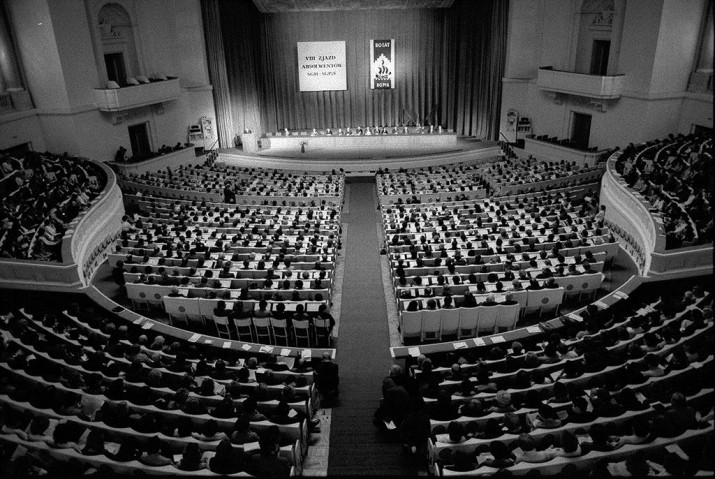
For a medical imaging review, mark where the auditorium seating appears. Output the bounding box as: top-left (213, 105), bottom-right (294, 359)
top-left (381, 179), bottom-right (616, 344)
top-left (105, 166), bottom-right (343, 348)
top-left (381, 283), bottom-right (713, 476)
top-left (0, 151), bottom-right (106, 261)
top-left (0, 292), bottom-right (331, 475)
top-left (117, 163), bottom-right (343, 205)
top-left (376, 155), bottom-right (604, 201)
top-left (614, 133), bottom-right (713, 249)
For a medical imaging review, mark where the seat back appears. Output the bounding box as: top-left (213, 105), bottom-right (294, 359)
top-left (495, 303), bottom-right (520, 332)
top-left (578, 272), bottom-right (604, 302)
top-left (400, 310), bottom-right (423, 341)
top-left (510, 289), bottom-right (528, 312)
top-left (270, 317), bottom-right (290, 345)
top-left (539, 287), bottom-right (565, 317)
top-left (313, 316), bottom-right (332, 347)
top-left (252, 316), bottom-right (272, 343)
top-left (233, 317), bottom-right (254, 342)
top-left (457, 308), bottom-right (479, 339)
top-left (163, 296), bottom-right (193, 327)
top-left (440, 308), bottom-right (460, 339)
top-left (293, 319), bottom-right (311, 347)
top-left (476, 306), bottom-right (498, 335)
top-left (213, 314), bottom-right (232, 339)
top-left (421, 309), bottom-right (442, 342)
top-left (556, 275), bottom-right (581, 300)
top-left (198, 298), bottom-right (221, 319)
top-left (126, 283), bottom-right (149, 310)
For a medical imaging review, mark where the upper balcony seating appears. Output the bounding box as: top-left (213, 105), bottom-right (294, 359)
top-left (614, 133), bottom-right (713, 249)
top-left (0, 151), bottom-right (106, 261)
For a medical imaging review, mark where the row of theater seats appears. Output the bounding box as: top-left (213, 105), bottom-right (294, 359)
top-left (377, 283), bottom-right (713, 477)
top-left (0, 151), bottom-right (105, 261)
top-left (0, 290), bottom-right (342, 476)
top-left (614, 132), bottom-right (713, 249)
top-left (382, 186), bottom-right (613, 345)
top-left (109, 174), bottom-right (343, 348)
top-left (376, 155), bottom-right (603, 199)
top-left (118, 163), bottom-right (343, 198)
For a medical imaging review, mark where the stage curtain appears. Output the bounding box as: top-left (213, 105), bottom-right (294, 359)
top-left (218, 0), bottom-right (265, 136)
top-left (209, 0), bottom-right (508, 142)
top-left (444, 0), bottom-right (508, 139)
top-left (257, 8), bottom-right (449, 132)
top-left (200, 0), bottom-right (235, 148)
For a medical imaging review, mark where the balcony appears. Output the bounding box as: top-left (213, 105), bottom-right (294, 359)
top-left (93, 77), bottom-right (180, 112)
top-left (537, 67), bottom-right (624, 100)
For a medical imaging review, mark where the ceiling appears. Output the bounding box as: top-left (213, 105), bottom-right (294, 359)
top-left (252, 0), bottom-right (455, 13)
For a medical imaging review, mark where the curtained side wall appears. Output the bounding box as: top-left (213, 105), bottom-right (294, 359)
top-left (209, 0), bottom-right (507, 142)
top-left (201, 0), bottom-right (236, 148)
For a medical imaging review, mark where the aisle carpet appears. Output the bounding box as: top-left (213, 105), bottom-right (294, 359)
top-left (327, 179), bottom-right (418, 477)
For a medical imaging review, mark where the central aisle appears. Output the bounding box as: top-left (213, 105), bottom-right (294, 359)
top-left (327, 179), bottom-right (417, 476)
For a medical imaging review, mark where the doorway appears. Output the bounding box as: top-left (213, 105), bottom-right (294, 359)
top-left (128, 123), bottom-right (152, 160)
top-left (590, 40), bottom-right (610, 75)
top-left (571, 112), bottom-right (592, 150)
top-left (104, 53), bottom-right (127, 86)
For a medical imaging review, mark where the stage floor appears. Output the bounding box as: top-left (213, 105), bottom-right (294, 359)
top-left (231, 136), bottom-right (493, 160)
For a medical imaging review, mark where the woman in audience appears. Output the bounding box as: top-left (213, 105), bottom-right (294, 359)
top-left (26, 416), bottom-right (52, 442)
top-left (482, 440), bottom-right (515, 468)
top-left (108, 437), bottom-right (139, 462)
top-left (139, 436), bottom-right (173, 467)
top-left (551, 430), bottom-right (582, 458)
top-left (231, 416), bottom-right (260, 445)
top-left (45, 422), bottom-right (81, 451)
top-left (209, 438), bottom-right (245, 474)
top-left (514, 433), bottom-right (556, 464)
top-left (174, 442), bottom-right (207, 471)
top-left (530, 404), bottom-right (562, 430)
top-left (429, 389), bottom-right (459, 421)
top-left (81, 429), bottom-right (106, 456)
top-left (580, 423), bottom-right (621, 453)
top-left (489, 391), bottom-right (515, 413)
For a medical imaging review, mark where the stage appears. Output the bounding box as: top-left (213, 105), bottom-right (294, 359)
top-left (255, 131), bottom-right (459, 159)
top-left (218, 136), bottom-right (501, 174)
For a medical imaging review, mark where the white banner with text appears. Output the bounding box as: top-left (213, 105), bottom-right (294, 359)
top-left (297, 41), bottom-right (347, 91)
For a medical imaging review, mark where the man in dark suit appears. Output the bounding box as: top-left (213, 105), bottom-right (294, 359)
top-left (249, 432), bottom-right (291, 478)
top-left (314, 352), bottom-right (339, 404)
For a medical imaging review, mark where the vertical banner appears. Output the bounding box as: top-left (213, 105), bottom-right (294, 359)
top-left (370, 39), bottom-right (395, 89)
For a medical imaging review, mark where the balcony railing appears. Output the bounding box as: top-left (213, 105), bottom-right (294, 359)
top-left (537, 67), bottom-right (624, 100)
top-left (0, 92), bottom-right (12, 113)
top-left (93, 77), bottom-right (180, 112)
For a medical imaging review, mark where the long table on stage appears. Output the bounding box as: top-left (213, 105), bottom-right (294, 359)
top-left (259, 131), bottom-right (458, 154)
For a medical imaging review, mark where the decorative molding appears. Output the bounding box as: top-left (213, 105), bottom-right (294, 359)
top-left (36, 103), bottom-right (99, 116)
top-left (619, 90), bottom-right (697, 102)
top-left (501, 77), bottom-right (534, 84)
top-left (252, 0), bottom-right (455, 12)
top-left (181, 85), bottom-right (214, 92)
top-left (0, 108), bottom-right (40, 124)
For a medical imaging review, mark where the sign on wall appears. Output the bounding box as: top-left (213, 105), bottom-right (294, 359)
top-left (297, 41), bottom-right (347, 91)
top-left (370, 39), bottom-right (395, 89)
